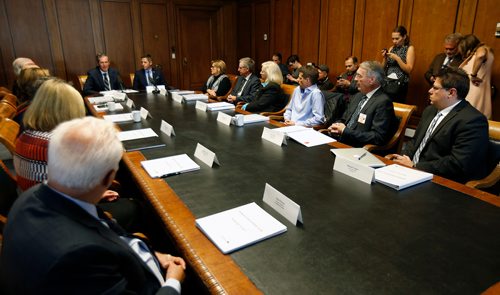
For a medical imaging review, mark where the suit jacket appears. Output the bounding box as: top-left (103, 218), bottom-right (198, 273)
top-left (83, 67), bottom-right (122, 96)
top-left (424, 53), bottom-right (463, 85)
top-left (317, 77), bottom-right (335, 91)
top-left (339, 88), bottom-right (398, 147)
top-left (133, 68), bottom-right (167, 91)
top-left (245, 82), bottom-right (285, 113)
top-left (402, 100), bottom-right (489, 183)
top-left (230, 74), bottom-right (262, 103)
top-left (1, 184), bottom-right (177, 295)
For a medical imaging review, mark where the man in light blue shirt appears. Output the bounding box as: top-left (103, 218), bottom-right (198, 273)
top-left (284, 65), bottom-right (325, 127)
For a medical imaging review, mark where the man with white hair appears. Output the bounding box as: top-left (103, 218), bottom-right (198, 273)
top-left (2, 117), bottom-right (186, 294)
top-left (11, 57), bottom-right (38, 95)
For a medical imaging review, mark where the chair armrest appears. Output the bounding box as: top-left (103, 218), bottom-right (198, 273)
top-left (363, 144), bottom-right (377, 151)
top-left (268, 115), bottom-right (284, 121)
top-left (465, 164), bottom-right (500, 189)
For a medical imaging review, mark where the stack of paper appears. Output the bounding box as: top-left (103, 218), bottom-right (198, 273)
top-left (206, 102), bottom-right (235, 111)
top-left (103, 113), bottom-right (133, 123)
top-left (118, 128), bottom-right (165, 151)
top-left (88, 96), bottom-right (114, 104)
top-left (94, 103), bottom-right (124, 112)
top-left (331, 148), bottom-right (385, 168)
top-left (141, 154), bottom-right (200, 178)
top-left (182, 93), bottom-right (208, 101)
top-left (196, 202), bottom-right (287, 254)
top-left (375, 164), bottom-right (433, 190)
top-left (284, 128), bottom-right (335, 147)
top-left (243, 114), bottom-right (269, 124)
top-left (171, 90), bottom-right (196, 101)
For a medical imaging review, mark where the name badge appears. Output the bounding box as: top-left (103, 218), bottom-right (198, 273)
top-left (358, 113), bottom-right (367, 124)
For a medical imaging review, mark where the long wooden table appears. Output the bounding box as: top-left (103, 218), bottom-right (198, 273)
top-left (87, 92), bottom-right (500, 294)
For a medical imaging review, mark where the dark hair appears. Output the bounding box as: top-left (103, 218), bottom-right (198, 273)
top-left (273, 52), bottom-right (283, 62)
top-left (393, 25), bottom-right (410, 45)
top-left (458, 34), bottom-right (482, 59)
top-left (346, 56), bottom-right (358, 64)
top-left (298, 65), bottom-right (319, 84)
top-left (95, 53), bottom-right (108, 63)
top-left (141, 54), bottom-right (152, 61)
top-left (437, 67), bottom-right (470, 100)
top-left (287, 54), bottom-right (300, 65)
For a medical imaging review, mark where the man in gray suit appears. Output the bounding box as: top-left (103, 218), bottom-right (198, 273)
top-left (227, 57), bottom-right (262, 104)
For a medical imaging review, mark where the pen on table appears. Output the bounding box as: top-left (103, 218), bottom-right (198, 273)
top-left (357, 152), bottom-right (367, 160)
top-left (160, 172), bottom-right (181, 178)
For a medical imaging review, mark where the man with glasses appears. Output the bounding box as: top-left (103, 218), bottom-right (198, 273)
top-left (424, 33), bottom-right (463, 85)
top-left (227, 57), bottom-right (261, 104)
top-left (387, 67), bottom-right (489, 183)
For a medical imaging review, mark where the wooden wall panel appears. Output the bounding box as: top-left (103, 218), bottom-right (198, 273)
top-left (296, 0), bottom-right (321, 64)
top-left (139, 3), bottom-right (171, 84)
top-left (237, 4), bottom-right (252, 60)
top-left (254, 1), bottom-right (271, 69)
top-left (100, 1), bottom-right (136, 86)
top-left (56, 0), bottom-right (96, 87)
top-left (4, 0), bottom-right (54, 73)
top-left (323, 0), bottom-right (356, 77)
top-left (271, 0), bottom-right (293, 62)
top-left (360, 0), bottom-right (399, 62)
top-left (407, 0), bottom-right (459, 113)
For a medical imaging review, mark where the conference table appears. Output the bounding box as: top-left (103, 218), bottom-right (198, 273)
top-left (87, 92), bottom-right (500, 295)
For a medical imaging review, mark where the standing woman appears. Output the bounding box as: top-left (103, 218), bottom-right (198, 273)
top-left (382, 25), bottom-right (415, 102)
top-left (202, 60), bottom-right (231, 99)
top-left (459, 34), bottom-right (494, 119)
top-left (240, 61), bottom-right (285, 113)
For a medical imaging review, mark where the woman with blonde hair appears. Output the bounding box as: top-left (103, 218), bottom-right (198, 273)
top-left (240, 61), bottom-right (285, 112)
top-left (14, 67), bottom-right (50, 123)
top-left (202, 59), bottom-right (231, 98)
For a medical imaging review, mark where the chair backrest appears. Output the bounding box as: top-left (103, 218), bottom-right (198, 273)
top-left (130, 73), bottom-right (135, 86)
top-left (78, 75), bottom-right (88, 91)
top-left (364, 102), bottom-right (416, 154)
top-left (488, 120), bottom-right (500, 141)
top-left (0, 99), bottom-right (17, 121)
top-left (260, 84), bottom-right (296, 117)
top-left (323, 91), bottom-right (345, 126)
top-left (0, 118), bottom-right (20, 155)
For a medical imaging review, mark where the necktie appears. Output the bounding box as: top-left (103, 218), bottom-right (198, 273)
top-left (103, 73), bottom-right (111, 91)
top-left (346, 95), bottom-right (367, 129)
top-left (442, 57), bottom-right (452, 69)
top-left (147, 71), bottom-right (154, 86)
top-left (413, 113), bottom-right (442, 164)
top-left (237, 78), bottom-right (247, 96)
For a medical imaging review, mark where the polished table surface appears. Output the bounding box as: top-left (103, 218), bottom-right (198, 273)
top-left (89, 92), bottom-right (500, 294)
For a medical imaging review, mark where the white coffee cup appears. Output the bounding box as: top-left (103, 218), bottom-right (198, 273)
top-left (132, 110), bottom-right (141, 122)
top-left (106, 101), bottom-right (116, 111)
top-left (234, 114), bottom-right (244, 127)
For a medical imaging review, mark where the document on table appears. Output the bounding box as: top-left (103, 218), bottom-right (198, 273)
top-left (182, 93), bottom-right (208, 101)
top-left (375, 164), bottom-right (433, 190)
top-left (103, 113), bottom-right (133, 123)
top-left (196, 202), bottom-right (287, 254)
top-left (272, 125), bottom-right (309, 135)
top-left (206, 102), bottom-right (235, 111)
top-left (94, 103), bottom-right (124, 112)
top-left (286, 128), bottom-right (335, 147)
top-left (331, 148), bottom-right (386, 168)
top-left (141, 154), bottom-right (200, 178)
top-left (118, 128), bottom-right (158, 141)
top-left (88, 96), bottom-right (114, 104)
top-left (243, 114), bottom-right (269, 124)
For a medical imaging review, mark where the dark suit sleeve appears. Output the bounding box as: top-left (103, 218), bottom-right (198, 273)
top-left (156, 71), bottom-right (168, 88)
top-left (238, 76), bottom-right (262, 103)
top-left (245, 84), bottom-right (280, 112)
top-left (133, 70), bottom-right (143, 90)
top-left (83, 71), bottom-right (100, 96)
top-left (42, 244), bottom-right (174, 295)
top-left (424, 54), bottom-right (442, 85)
top-left (215, 77), bottom-right (231, 96)
top-left (341, 96), bottom-right (396, 146)
top-left (415, 112), bottom-right (488, 183)
top-left (109, 69), bottom-right (122, 90)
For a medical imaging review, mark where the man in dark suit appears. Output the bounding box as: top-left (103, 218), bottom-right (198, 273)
top-left (424, 33), bottom-right (463, 85)
top-left (328, 61), bottom-right (398, 147)
top-left (83, 53), bottom-right (123, 96)
top-left (227, 57), bottom-right (261, 103)
top-left (388, 67), bottom-right (489, 183)
top-left (1, 117), bottom-right (185, 294)
top-left (133, 54), bottom-right (167, 91)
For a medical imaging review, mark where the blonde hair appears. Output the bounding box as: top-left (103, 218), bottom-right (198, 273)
top-left (23, 79), bottom-right (85, 131)
top-left (261, 61), bottom-right (283, 85)
top-left (16, 67), bottom-right (50, 103)
top-left (211, 60), bottom-right (226, 74)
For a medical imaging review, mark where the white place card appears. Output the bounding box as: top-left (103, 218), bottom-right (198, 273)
top-left (333, 156), bottom-right (374, 184)
top-left (194, 143), bottom-right (220, 167)
top-left (159, 88), bottom-right (168, 96)
top-left (261, 127), bottom-right (287, 146)
top-left (171, 92), bottom-right (184, 103)
top-left (160, 120), bottom-right (176, 136)
top-left (140, 107), bottom-right (150, 119)
top-left (263, 183), bottom-right (302, 226)
top-left (195, 100), bottom-right (207, 111)
top-left (125, 97), bottom-right (134, 108)
top-left (217, 112), bottom-right (232, 126)
top-left (146, 85), bottom-right (166, 93)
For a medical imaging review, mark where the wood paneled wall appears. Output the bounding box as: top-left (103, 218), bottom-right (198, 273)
top-left (241, 0), bottom-right (500, 120)
top-left (0, 0), bottom-right (238, 91)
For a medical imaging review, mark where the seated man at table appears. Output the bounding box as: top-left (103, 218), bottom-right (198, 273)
top-left (227, 57), bottom-right (261, 104)
top-left (387, 67), bottom-right (489, 183)
top-left (283, 65), bottom-right (325, 127)
top-left (328, 61), bottom-right (397, 147)
top-left (1, 117), bottom-right (186, 294)
top-left (133, 54), bottom-right (167, 91)
top-left (83, 53), bottom-right (123, 96)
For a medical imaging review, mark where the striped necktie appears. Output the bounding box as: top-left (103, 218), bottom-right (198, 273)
top-left (346, 95), bottom-right (367, 129)
top-left (103, 73), bottom-right (111, 91)
top-left (413, 112), bottom-right (442, 164)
